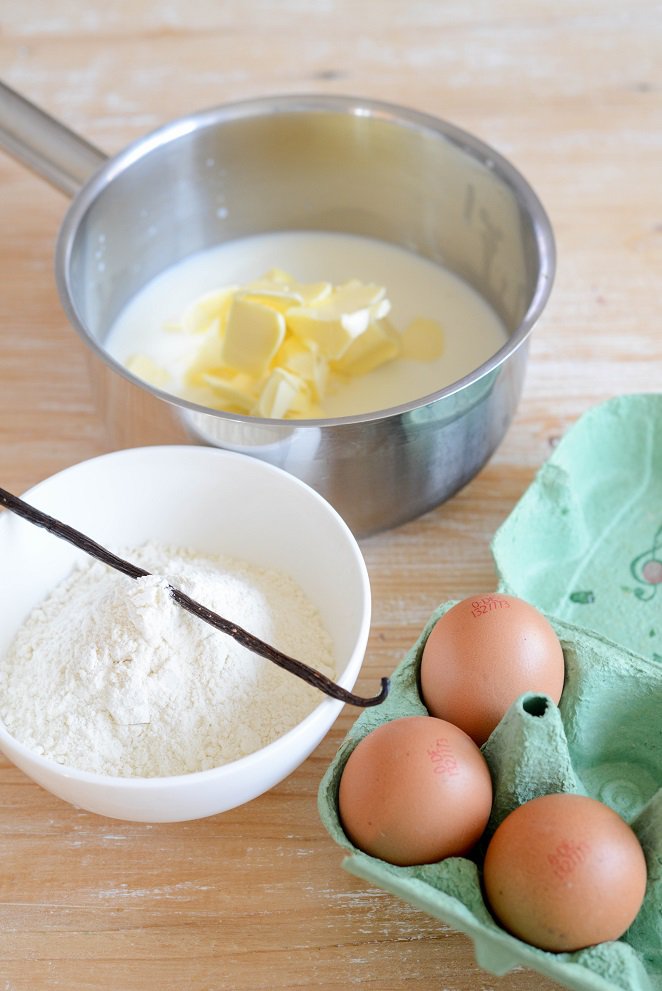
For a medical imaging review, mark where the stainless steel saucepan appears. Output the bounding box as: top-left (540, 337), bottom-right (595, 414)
top-left (0, 83), bottom-right (555, 535)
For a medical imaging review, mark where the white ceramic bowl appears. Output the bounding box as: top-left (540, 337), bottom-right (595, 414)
top-left (0, 447), bottom-right (371, 821)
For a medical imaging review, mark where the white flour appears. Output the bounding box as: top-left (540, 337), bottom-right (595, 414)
top-left (0, 543), bottom-right (335, 777)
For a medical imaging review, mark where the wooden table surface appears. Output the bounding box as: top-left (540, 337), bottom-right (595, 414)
top-left (0, 3), bottom-right (660, 989)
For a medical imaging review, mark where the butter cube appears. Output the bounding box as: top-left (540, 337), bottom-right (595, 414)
top-left (200, 370), bottom-right (257, 413)
top-left (180, 287), bottom-right (237, 334)
top-left (287, 281), bottom-right (390, 359)
top-left (127, 353), bottom-right (171, 389)
top-left (184, 328), bottom-right (225, 386)
top-left (401, 316), bottom-right (445, 361)
top-left (240, 289), bottom-right (301, 315)
top-left (255, 368), bottom-right (311, 419)
top-left (243, 273), bottom-right (332, 314)
top-left (220, 296), bottom-right (286, 377)
top-left (298, 283), bottom-right (332, 307)
top-left (332, 317), bottom-right (401, 377)
top-left (276, 336), bottom-right (329, 401)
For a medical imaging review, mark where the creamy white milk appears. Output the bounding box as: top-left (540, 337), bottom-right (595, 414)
top-left (105, 230), bottom-right (508, 417)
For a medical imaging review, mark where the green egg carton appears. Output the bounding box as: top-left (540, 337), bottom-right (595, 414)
top-left (318, 394), bottom-right (662, 991)
top-left (492, 393), bottom-right (662, 667)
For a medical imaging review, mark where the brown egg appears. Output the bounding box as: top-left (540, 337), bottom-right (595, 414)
top-left (338, 715), bottom-right (493, 866)
top-left (483, 793), bottom-right (648, 951)
top-left (420, 593), bottom-right (565, 745)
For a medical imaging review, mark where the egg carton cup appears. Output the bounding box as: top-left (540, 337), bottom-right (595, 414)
top-left (319, 394), bottom-right (662, 991)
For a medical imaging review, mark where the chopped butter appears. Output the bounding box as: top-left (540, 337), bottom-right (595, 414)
top-left (184, 328), bottom-right (225, 385)
top-left (256, 367), bottom-right (311, 419)
top-left (287, 281), bottom-right (390, 359)
top-left (276, 336), bottom-right (329, 401)
top-left (331, 317), bottom-right (401, 377)
top-left (180, 287), bottom-right (237, 334)
top-left (243, 272), bottom-right (332, 312)
top-left (155, 270), bottom-right (445, 420)
top-left (220, 296), bottom-right (286, 377)
top-left (401, 316), bottom-right (445, 361)
top-left (127, 353), bottom-right (171, 388)
top-left (200, 370), bottom-right (258, 413)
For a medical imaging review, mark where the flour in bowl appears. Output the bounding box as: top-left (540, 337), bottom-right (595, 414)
top-left (0, 543), bottom-right (335, 777)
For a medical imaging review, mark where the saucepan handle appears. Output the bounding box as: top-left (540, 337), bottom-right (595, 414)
top-left (0, 81), bottom-right (108, 198)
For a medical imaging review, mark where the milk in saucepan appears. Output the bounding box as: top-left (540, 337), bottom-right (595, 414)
top-left (105, 230), bottom-right (508, 417)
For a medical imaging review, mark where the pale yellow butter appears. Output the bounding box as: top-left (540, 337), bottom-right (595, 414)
top-left (180, 286), bottom-right (237, 334)
top-left (256, 367), bottom-right (311, 419)
top-left (287, 281), bottom-right (390, 360)
top-left (184, 328), bottom-right (225, 385)
top-left (199, 370), bottom-right (257, 413)
top-left (127, 353), bottom-right (171, 388)
top-left (161, 270), bottom-right (445, 420)
top-left (220, 296), bottom-right (286, 377)
top-left (401, 316), bottom-right (445, 361)
top-left (243, 271), bottom-right (332, 313)
top-left (331, 316), bottom-right (401, 377)
top-left (276, 336), bottom-right (329, 402)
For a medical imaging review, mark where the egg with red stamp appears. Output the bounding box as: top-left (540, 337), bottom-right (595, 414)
top-left (420, 593), bottom-right (565, 745)
top-left (338, 715), bottom-right (493, 867)
top-left (482, 792), bottom-right (648, 952)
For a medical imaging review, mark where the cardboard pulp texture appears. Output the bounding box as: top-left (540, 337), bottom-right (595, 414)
top-left (492, 393), bottom-right (662, 667)
top-left (318, 394), bottom-right (662, 991)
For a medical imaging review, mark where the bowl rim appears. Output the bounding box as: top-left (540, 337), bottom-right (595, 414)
top-left (0, 444), bottom-right (372, 789)
top-left (55, 93), bottom-right (556, 428)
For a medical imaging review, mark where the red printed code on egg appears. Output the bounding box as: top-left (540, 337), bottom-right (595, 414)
top-left (471, 595), bottom-right (510, 617)
top-left (427, 738), bottom-right (460, 776)
top-left (547, 839), bottom-right (590, 880)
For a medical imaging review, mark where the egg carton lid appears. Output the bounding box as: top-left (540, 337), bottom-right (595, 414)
top-left (492, 392), bottom-right (662, 666)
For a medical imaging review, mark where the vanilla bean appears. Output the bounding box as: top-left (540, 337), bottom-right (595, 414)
top-left (0, 486), bottom-right (388, 707)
